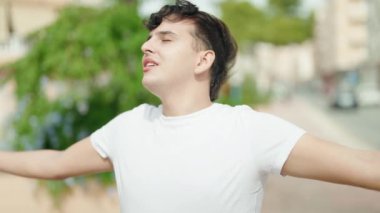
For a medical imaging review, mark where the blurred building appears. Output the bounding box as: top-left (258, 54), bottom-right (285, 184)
top-left (314, 0), bottom-right (368, 95)
top-left (367, 0), bottom-right (380, 88)
top-left (0, 0), bottom-right (104, 65)
top-left (230, 42), bottom-right (315, 100)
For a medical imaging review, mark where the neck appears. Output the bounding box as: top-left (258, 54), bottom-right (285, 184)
top-left (160, 92), bottom-right (212, 117)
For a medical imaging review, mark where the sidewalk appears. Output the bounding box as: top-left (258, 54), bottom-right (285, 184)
top-left (259, 96), bottom-right (380, 213)
top-left (0, 173), bottom-right (119, 213)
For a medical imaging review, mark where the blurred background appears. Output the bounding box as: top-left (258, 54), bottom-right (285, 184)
top-left (0, 0), bottom-right (379, 212)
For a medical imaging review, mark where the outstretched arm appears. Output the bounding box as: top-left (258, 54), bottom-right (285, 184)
top-left (0, 137), bottom-right (112, 180)
top-left (282, 133), bottom-right (380, 191)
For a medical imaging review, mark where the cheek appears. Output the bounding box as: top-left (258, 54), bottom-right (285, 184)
top-left (167, 59), bottom-right (196, 81)
top-left (165, 48), bottom-right (198, 71)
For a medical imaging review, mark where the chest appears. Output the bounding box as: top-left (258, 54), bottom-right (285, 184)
top-left (113, 123), bottom-right (260, 195)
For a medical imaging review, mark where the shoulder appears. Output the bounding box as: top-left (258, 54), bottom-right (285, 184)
top-left (216, 103), bottom-right (260, 114)
top-left (107, 103), bottom-right (160, 126)
top-left (231, 104), bottom-right (282, 121)
top-left (211, 103), bottom-right (262, 127)
top-left (215, 103), bottom-right (260, 119)
top-left (213, 103), bottom-right (252, 113)
top-left (217, 103), bottom-right (301, 129)
top-left (126, 103), bottom-right (159, 118)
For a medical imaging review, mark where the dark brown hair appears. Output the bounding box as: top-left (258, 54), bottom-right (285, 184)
top-left (145, 0), bottom-right (238, 101)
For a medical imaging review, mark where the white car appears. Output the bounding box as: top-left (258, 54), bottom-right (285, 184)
top-left (357, 84), bottom-right (380, 106)
top-left (331, 89), bottom-right (358, 109)
top-left (357, 87), bottom-right (380, 107)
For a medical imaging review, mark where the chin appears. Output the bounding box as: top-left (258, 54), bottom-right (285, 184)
top-left (142, 78), bottom-right (160, 97)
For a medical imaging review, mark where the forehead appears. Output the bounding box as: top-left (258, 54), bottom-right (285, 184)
top-left (150, 18), bottom-right (197, 36)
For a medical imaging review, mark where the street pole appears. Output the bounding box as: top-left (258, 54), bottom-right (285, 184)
top-left (5, 0), bottom-right (15, 39)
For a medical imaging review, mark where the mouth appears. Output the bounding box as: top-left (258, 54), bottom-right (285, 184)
top-left (143, 58), bottom-right (159, 72)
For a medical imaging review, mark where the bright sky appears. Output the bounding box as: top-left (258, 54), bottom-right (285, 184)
top-left (139, 0), bottom-right (327, 17)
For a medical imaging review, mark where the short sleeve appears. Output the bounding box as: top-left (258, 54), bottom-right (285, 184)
top-left (90, 104), bottom-right (151, 160)
top-left (238, 105), bottom-right (306, 175)
top-left (90, 127), bottom-right (110, 159)
top-left (261, 113), bottom-right (305, 175)
top-left (90, 113), bottom-right (125, 160)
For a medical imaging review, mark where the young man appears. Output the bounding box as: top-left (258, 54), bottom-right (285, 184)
top-left (0, 1), bottom-right (379, 212)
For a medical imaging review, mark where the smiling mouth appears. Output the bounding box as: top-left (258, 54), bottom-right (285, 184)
top-left (143, 58), bottom-right (159, 72)
top-left (145, 62), bottom-right (157, 67)
top-left (143, 62), bottom-right (158, 72)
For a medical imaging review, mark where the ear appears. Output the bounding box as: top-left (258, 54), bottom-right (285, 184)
top-left (194, 50), bottom-right (215, 75)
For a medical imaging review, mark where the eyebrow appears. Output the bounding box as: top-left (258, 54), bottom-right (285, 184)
top-left (147, 31), bottom-right (178, 40)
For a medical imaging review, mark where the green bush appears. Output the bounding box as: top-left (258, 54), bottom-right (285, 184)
top-left (2, 2), bottom-right (159, 205)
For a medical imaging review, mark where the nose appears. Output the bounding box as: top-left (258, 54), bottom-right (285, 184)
top-left (141, 39), bottom-right (154, 54)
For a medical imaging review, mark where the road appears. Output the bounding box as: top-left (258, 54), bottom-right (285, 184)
top-left (317, 100), bottom-right (380, 149)
top-left (260, 95), bottom-right (380, 213)
top-left (296, 88), bottom-right (380, 149)
top-left (0, 174), bottom-right (119, 213)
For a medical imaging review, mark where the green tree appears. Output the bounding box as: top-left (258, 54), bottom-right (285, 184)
top-left (268, 0), bottom-right (301, 16)
top-left (218, 74), bottom-right (271, 106)
top-left (1, 1), bottom-right (158, 205)
top-left (220, 0), bottom-right (313, 45)
top-left (219, 0), bottom-right (313, 106)
top-left (220, 1), bottom-right (266, 46)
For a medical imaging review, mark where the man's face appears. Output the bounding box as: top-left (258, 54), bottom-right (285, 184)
top-left (141, 18), bottom-right (202, 96)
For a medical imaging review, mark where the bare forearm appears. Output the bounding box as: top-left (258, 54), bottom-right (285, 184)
top-left (0, 138), bottom-right (113, 180)
top-left (283, 134), bottom-right (380, 192)
top-left (312, 149), bottom-right (380, 191)
top-left (351, 150), bottom-right (380, 191)
top-left (0, 150), bottom-right (63, 179)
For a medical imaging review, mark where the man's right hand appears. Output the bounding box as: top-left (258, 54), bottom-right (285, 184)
top-left (0, 137), bottom-right (112, 179)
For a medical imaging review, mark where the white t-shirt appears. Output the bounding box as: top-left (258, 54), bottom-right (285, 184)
top-left (90, 103), bottom-right (305, 213)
